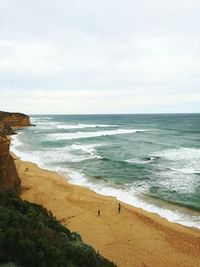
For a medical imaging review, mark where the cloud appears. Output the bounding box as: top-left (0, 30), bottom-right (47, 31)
top-left (0, 0), bottom-right (200, 113)
top-left (1, 88), bottom-right (200, 114)
top-left (0, 41), bottom-right (63, 73)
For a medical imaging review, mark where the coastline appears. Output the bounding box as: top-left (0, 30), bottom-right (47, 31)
top-left (11, 132), bottom-right (200, 230)
top-left (12, 152), bottom-right (200, 267)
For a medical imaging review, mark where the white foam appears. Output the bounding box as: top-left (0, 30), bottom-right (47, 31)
top-left (155, 147), bottom-right (200, 174)
top-left (126, 158), bottom-right (150, 164)
top-left (30, 116), bottom-right (57, 128)
top-left (65, 169), bottom-right (89, 185)
top-left (169, 167), bottom-right (200, 174)
top-left (30, 116), bottom-right (52, 121)
top-left (158, 147), bottom-right (200, 161)
top-left (34, 148), bottom-right (94, 163)
top-left (35, 122), bottom-right (58, 126)
top-left (57, 124), bottom-right (118, 129)
top-left (11, 133), bottom-right (23, 148)
top-left (11, 134), bottom-right (101, 165)
top-left (71, 143), bottom-right (103, 159)
top-left (49, 129), bottom-right (145, 140)
top-left (155, 170), bottom-right (199, 195)
top-left (64, 169), bottom-right (200, 229)
top-left (11, 134), bottom-right (43, 166)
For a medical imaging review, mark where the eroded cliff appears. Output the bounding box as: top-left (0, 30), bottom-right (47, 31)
top-left (0, 111), bottom-right (30, 127)
top-left (0, 111), bottom-right (30, 194)
top-left (0, 139), bottom-right (20, 194)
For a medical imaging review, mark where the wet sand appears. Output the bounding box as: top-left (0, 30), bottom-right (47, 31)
top-left (12, 153), bottom-right (200, 267)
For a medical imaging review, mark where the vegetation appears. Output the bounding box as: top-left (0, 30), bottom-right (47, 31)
top-left (0, 192), bottom-right (116, 267)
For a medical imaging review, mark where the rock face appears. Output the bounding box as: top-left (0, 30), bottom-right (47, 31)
top-left (0, 144), bottom-right (20, 194)
top-left (1, 123), bottom-right (16, 135)
top-left (0, 111), bottom-right (30, 195)
top-left (0, 111), bottom-right (30, 127)
top-left (0, 133), bottom-right (20, 194)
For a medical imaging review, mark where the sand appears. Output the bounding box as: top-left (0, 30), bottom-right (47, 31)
top-left (12, 153), bottom-right (200, 267)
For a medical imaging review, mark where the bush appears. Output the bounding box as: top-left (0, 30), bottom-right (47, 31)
top-left (0, 193), bottom-right (116, 267)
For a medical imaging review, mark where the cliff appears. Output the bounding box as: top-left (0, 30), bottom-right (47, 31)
top-left (0, 111), bottom-right (29, 194)
top-left (0, 140), bottom-right (20, 194)
top-left (0, 111), bottom-right (31, 127)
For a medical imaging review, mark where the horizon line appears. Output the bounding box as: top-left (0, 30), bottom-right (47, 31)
top-left (28, 112), bottom-right (200, 116)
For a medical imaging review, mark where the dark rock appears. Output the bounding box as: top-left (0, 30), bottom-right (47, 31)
top-left (3, 125), bottom-right (16, 135)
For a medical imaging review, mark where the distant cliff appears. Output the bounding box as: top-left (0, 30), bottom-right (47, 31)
top-left (0, 111), bottom-right (30, 194)
top-left (0, 111), bottom-right (31, 127)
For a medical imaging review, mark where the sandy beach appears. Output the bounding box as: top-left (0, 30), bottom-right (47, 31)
top-left (12, 153), bottom-right (200, 267)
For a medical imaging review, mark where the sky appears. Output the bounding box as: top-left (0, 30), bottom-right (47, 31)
top-left (0, 0), bottom-right (200, 114)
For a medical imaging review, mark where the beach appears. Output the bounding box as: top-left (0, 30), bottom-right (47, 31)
top-left (12, 152), bottom-right (200, 267)
top-left (13, 114), bottom-right (200, 229)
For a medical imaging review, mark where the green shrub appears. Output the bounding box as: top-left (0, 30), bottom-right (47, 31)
top-left (0, 193), bottom-right (116, 267)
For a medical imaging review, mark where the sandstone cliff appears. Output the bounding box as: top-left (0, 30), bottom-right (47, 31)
top-left (0, 139), bottom-right (20, 194)
top-left (0, 111), bottom-right (30, 127)
top-left (0, 134), bottom-right (20, 194)
top-left (0, 111), bottom-right (30, 194)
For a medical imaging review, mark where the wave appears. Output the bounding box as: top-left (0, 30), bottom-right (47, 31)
top-left (167, 167), bottom-right (200, 175)
top-left (30, 122), bottom-right (58, 130)
top-left (49, 129), bottom-right (146, 140)
top-left (12, 134), bottom-right (103, 164)
top-left (39, 149), bottom-right (94, 163)
top-left (126, 158), bottom-right (148, 164)
top-left (126, 156), bottom-right (159, 164)
top-left (153, 147), bottom-right (200, 175)
top-left (30, 116), bottom-right (53, 122)
top-left (63, 169), bottom-right (200, 229)
top-left (71, 143), bottom-right (103, 159)
top-left (147, 193), bottom-right (200, 212)
top-left (155, 147), bottom-right (200, 161)
top-left (11, 134), bottom-right (42, 166)
top-left (38, 144), bottom-right (103, 164)
top-left (57, 124), bottom-right (118, 129)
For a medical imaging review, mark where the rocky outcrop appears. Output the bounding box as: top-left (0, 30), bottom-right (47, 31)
top-left (0, 111), bottom-right (30, 127)
top-left (0, 120), bottom-right (10, 136)
top-left (0, 136), bottom-right (20, 194)
top-left (1, 123), bottom-right (16, 135)
top-left (0, 111), bottom-right (30, 195)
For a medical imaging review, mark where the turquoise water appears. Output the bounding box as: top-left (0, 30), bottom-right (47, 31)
top-left (12, 114), bottom-right (200, 228)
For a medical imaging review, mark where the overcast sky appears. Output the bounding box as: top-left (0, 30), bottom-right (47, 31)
top-left (0, 0), bottom-right (200, 114)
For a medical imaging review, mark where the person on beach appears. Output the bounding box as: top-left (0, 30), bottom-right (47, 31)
top-left (97, 210), bottom-right (100, 216)
top-left (118, 203), bottom-right (121, 213)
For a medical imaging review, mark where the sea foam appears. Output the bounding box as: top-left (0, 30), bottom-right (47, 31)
top-left (49, 129), bottom-right (145, 140)
top-left (64, 168), bottom-right (200, 229)
top-left (57, 124), bottom-right (118, 129)
top-left (11, 134), bottom-right (42, 166)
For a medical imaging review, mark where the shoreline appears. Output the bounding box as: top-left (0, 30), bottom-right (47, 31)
top-left (11, 133), bottom-right (200, 230)
top-left (12, 152), bottom-right (200, 267)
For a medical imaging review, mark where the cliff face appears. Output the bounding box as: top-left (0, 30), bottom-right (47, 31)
top-left (0, 111), bottom-right (30, 195)
top-left (0, 111), bottom-right (30, 127)
top-left (0, 144), bottom-right (20, 194)
top-left (0, 134), bottom-right (20, 194)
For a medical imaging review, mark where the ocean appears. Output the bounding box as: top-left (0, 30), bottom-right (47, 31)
top-left (11, 114), bottom-right (200, 229)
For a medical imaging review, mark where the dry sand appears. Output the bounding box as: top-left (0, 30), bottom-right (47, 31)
top-left (12, 153), bottom-right (200, 267)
